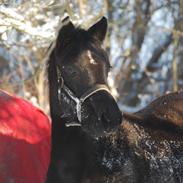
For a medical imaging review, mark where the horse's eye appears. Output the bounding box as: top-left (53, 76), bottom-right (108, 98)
top-left (66, 66), bottom-right (78, 77)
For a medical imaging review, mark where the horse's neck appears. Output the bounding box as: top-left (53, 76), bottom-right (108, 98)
top-left (48, 113), bottom-right (102, 182)
top-left (50, 115), bottom-right (65, 147)
top-left (48, 116), bottom-right (83, 182)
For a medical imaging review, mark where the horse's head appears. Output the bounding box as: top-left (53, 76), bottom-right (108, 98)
top-left (48, 17), bottom-right (122, 137)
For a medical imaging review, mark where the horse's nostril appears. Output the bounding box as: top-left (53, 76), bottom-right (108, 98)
top-left (102, 113), bottom-right (110, 124)
top-left (89, 96), bottom-right (94, 102)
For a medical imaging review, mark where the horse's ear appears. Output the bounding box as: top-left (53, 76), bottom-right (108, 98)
top-left (88, 17), bottom-right (107, 43)
top-left (61, 16), bottom-right (74, 29)
top-left (56, 16), bottom-right (75, 47)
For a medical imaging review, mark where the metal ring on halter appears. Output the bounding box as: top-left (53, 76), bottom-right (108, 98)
top-left (59, 77), bottom-right (64, 88)
top-left (56, 67), bottom-right (64, 88)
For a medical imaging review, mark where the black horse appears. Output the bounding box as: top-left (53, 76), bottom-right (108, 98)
top-left (46, 16), bottom-right (122, 183)
top-left (46, 17), bottom-right (183, 183)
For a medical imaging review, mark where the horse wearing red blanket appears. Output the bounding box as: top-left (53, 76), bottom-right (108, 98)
top-left (0, 90), bottom-right (51, 183)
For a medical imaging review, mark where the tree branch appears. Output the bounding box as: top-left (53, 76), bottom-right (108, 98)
top-left (146, 34), bottom-right (173, 72)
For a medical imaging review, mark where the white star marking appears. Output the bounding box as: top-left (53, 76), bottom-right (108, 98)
top-left (87, 50), bottom-right (97, 65)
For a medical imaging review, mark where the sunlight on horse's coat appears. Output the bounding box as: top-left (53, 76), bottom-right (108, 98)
top-left (87, 50), bottom-right (98, 65)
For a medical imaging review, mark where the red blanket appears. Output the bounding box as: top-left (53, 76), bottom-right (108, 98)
top-left (0, 90), bottom-right (51, 183)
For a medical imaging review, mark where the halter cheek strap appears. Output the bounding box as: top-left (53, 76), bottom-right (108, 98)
top-left (56, 67), bottom-right (111, 126)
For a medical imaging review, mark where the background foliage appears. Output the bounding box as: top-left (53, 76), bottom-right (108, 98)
top-left (0, 0), bottom-right (183, 113)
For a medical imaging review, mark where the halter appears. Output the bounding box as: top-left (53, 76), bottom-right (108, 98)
top-left (56, 66), bottom-right (110, 126)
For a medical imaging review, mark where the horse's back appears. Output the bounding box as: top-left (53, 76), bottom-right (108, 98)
top-left (125, 91), bottom-right (183, 131)
top-left (119, 92), bottom-right (183, 182)
top-left (0, 90), bottom-right (51, 183)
